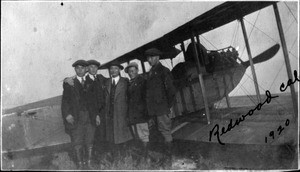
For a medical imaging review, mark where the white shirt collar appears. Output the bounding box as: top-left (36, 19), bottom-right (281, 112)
top-left (76, 74), bottom-right (87, 83)
top-left (88, 73), bottom-right (97, 81)
top-left (112, 75), bottom-right (120, 84)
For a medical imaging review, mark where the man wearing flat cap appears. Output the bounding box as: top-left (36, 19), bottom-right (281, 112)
top-left (145, 48), bottom-right (176, 165)
top-left (64, 60), bottom-right (106, 87)
top-left (61, 60), bottom-right (101, 169)
top-left (63, 59), bottom-right (107, 168)
top-left (103, 61), bottom-right (133, 156)
top-left (125, 62), bottom-right (149, 159)
top-left (85, 59), bottom-right (107, 167)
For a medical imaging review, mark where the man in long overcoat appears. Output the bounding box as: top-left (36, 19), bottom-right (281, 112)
top-left (103, 62), bottom-right (133, 151)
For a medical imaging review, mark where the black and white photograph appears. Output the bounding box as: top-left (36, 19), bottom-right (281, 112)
top-left (1, 0), bottom-right (299, 170)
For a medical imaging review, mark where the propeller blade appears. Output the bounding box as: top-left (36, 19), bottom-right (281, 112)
top-left (242, 44), bottom-right (280, 68)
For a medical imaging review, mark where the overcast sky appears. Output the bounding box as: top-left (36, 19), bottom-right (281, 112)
top-left (2, 1), bottom-right (298, 109)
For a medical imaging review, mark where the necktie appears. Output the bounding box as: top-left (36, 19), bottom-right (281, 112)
top-left (112, 79), bottom-right (116, 86)
top-left (94, 75), bottom-right (97, 80)
top-left (81, 77), bottom-right (85, 86)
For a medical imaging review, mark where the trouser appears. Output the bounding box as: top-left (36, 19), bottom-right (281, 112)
top-left (131, 122), bottom-right (150, 142)
top-left (71, 111), bottom-right (96, 150)
top-left (157, 113), bottom-right (173, 143)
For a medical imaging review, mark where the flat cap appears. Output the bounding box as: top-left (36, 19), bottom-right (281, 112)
top-left (108, 61), bottom-right (124, 70)
top-left (145, 48), bottom-right (163, 56)
top-left (72, 60), bottom-right (88, 67)
top-left (125, 62), bottom-right (139, 73)
top-left (87, 60), bottom-right (101, 67)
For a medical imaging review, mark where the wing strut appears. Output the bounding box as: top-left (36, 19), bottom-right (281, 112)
top-left (240, 18), bottom-right (262, 103)
top-left (273, 4), bottom-right (298, 120)
top-left (179, 42), bottom-right (188, 114)
top-left (191, 31), bottom-right (211, 124)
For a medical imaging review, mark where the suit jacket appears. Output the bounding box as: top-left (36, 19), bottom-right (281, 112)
top-left (103, 77), bottom-right (133, 144)
top-left (87, 74), bottom-right (107, 141)
top-left (127, 74), bottom-right (148, 124)
top-left (86, 74), bottom-right (106, 116)
top-left (61, 77), bottom-right (98, 135)
top-left (146, 62), bottom-right (176, 116)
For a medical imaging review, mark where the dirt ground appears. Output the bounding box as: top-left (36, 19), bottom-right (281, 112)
top-left (1, 138), bottom-right (298, 170)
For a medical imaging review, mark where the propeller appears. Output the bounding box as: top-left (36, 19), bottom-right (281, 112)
top-left (241, 44), bottom-right (280, 68)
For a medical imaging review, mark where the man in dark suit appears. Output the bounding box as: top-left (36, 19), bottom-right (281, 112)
top-left (61, 60), bottom-right (100, 169)
top-left (85, 60), bottom-right (107, 167)
top-left (144, 48), bottom-right (176, 165)
top-left (125, 62), bottom-right (149, 158)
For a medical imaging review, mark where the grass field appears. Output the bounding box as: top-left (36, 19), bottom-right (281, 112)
top-left (2, 138), bottom-right (298, 170)
top-left (2, 141), bottom-right (201, 170)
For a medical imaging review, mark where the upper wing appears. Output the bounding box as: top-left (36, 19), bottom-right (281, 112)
top-left (100, 1), bottom-right (276, 69)
top-left (99, 42), bottom-right (181, 70)
top-left (163, 1), bottom-right (276, 46)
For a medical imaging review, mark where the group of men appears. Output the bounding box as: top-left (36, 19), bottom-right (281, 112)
top-left (61, 48), bottom-right (176, 169)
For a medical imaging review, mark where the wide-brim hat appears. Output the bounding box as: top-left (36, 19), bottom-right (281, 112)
top-left (72, 60), bottom-right (88, 67)
top-left (125, 62), bottom-right (139, 73)
top-left (87, 60), bottom-right (101, 68)
top-left (108, 61), bottom-right (124, 70)
top-left (144, 48), bottom-right (163, 57)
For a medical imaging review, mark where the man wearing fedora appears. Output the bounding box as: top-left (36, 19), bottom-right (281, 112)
top-left (144, 48), bottom-right (176, 166)
top-left (125, 62), bottom-right (149, 159)
top-left (61, 60), bottom-right (101, 169)
top-left (103, 62), bottom-right (133, 156)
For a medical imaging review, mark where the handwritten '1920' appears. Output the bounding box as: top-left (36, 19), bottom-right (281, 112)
top-left (209, 70), bottom-right (299, 145)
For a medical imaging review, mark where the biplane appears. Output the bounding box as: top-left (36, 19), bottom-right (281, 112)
top-left (2, 1), bottom-right (298, 154)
